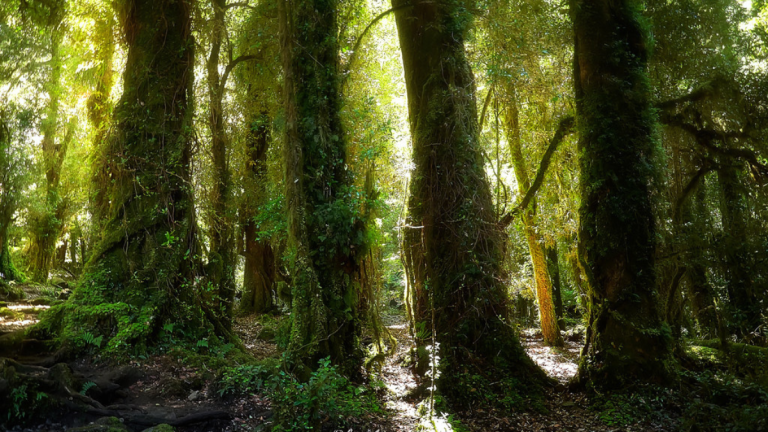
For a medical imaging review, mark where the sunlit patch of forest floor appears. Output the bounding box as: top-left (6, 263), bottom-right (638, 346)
top-left (373, 314), bottom-right (680, 432)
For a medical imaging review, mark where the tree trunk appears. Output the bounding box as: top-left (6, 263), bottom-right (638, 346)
top-left (392, 0), bottom-right (547, 405)
top-left (39, 0), bottom-right (210, 354)
top-left (717, 159), bottom-right (761, 342)
top-left (546, 244), bottom-right (566, 331)
top-left (206, 0), bottom-right (236, 327)
top-left (573, 0), bottom-right (673, 387)
top-left (503, 83), bottom-right (563, 346)
top-left (0, 118), bottom-right (22, 282)
top-left (30, 25), bottom-right (67, 283)
top-left (239, 112), bottom-right (275, 314)
top-left (89, 15), bottom-right (117, 228)
top-left (279, 0), bottom-right (364, 376)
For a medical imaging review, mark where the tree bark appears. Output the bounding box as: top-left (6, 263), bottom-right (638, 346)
top-left (279, 0), bottom-right (364, 375)
top-left (39, 0), bottom-right (209, 354)
top-left (717, 159), bottom-right (761, 341)
top-left (30, 22), bottom-right (68, 283)
top-left (503, 83), bottom-right (563, 346)
top-left (239, 112), bottom-right (275, 314)
top-left (392, 0), bottom-right (547, 405)
top-left (206, 0), bottom-right (236, 327)
top-left (573, 0), bottom-right (673, 388)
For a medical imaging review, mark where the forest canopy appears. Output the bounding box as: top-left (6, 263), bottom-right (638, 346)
top-left (0, 0), bottom-right (767, 430)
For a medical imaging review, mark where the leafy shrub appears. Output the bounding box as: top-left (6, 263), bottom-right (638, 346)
top-left (218, 357), bottom-right (382, 431)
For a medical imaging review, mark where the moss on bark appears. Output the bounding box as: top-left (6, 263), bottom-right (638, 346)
top-left (392, 0), bottom-right (548, 407)
top-left (34, 0), bottom-right (221, 356)
top-left (573, 0), bottom-right (674, 388)
top-left (279, 0), bottom-right (366, 375)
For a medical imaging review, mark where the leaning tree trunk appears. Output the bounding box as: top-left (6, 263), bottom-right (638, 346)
top-left (503, 83), bottom-right (563, 346)
top-left (36, 0), bottom-right (213, 354)
top-left (392, 0), bottom-right (547, 406)
top-left (239, 112), bottom-right (275, 314)
top-left (573, 0), bottom-right (673, 388)
top-left (279, 0), bottom-right (364, 376)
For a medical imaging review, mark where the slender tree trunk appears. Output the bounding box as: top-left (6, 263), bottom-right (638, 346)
top-left (239, 112), bottom-right (275, 314)
top-left (206, 0), bottom-right (236, 327)
top-left (546, 244), bottom-right (566, 331)
top-left (504, 83), bottom-right (563, 346)
top-left (279, 0), bottom-right (364, 376)
top-left (573, 0), bottom-right (673, 387)
top-left (717, 159), bottom-right (761, 341)
top-left (30, 27), bottom-right (66, 282)
top-left (392, 0), bottom-right (547, 405)
top-left (0, 118), bottom-right (21, 282)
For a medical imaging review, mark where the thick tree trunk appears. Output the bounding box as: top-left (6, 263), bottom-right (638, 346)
top-left (504, 83), bottom-right (563, 346)
top-left (279, 0), bottom-right (363, 375)
top-left (89, 16), bottom-right (116, 228)
top-left (239, 112), bottom-right (275, 314)
top-left (38, 0), bottom-right (209, 354)
top-left (392, 0), bottom-right (546, 405)
top-left (573, 0), bottom-right (673, 387)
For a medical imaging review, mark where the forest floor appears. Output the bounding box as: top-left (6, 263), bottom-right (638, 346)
top-left (1, 284), bottom-right (684, 431)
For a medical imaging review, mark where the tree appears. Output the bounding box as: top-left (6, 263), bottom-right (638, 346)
top-left (25, 0), bottom-right (73, 282)
top-left (503, 82), bottom-right (563, 346)
top-left (392, 0), bottom-right (546, 405)
top-left (39, 0), bottom-right (217, 353)
top-left (279, 0), bottom-right (367, 374)
top-left (573, 0), bottom-right (673, 387)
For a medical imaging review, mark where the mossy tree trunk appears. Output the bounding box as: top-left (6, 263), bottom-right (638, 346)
top-left (206, 0), bottom-right (236, 326)
top-left (29, 18), bottom-right (70, 283)
top-left (279, 0), bottom-right (364, 374)
top-left (503, 83), bottom-right (563, 346)
top-left (392, 0), bottom-right (546, 405)
top-left (239, 112), bottom-right (275, 314)
top-left (573, 0), bottom-right (673, 387)
top-left (43, 0), bottom-right (206, 354)
top-left (685, 187), bottom-right (717, 338)
top-left (546, 244), bottom-right (566, 331)
top-left (89, 14), bottom-right (117, 229)
top-left (0, 116), bottom-right (22, 282)
top-left (717, 159), bottom-right (761, 341)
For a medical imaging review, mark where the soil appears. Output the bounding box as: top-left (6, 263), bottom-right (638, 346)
top-left (2, 284), bottom-right (681, 431)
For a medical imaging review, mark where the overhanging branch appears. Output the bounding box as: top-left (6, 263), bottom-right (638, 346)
top-left (499, 115), bottom-right (575, 228)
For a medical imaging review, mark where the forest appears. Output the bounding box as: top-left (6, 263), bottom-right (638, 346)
top-left (0, 0), bottom-right (767, 430)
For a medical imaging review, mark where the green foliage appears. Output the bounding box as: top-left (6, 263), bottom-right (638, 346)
top-left (7, 384), bottom-right (47, 422)
top-left (218, 357), bottom-right (382, 431)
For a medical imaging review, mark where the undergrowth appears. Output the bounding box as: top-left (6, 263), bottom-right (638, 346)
top-left (218, 356), bottom-right (383, 431)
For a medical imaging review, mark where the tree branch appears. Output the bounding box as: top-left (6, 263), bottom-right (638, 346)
top-left (499, 116), bottom-right (575, 228)
top-left (219, 54), bottom-right (259, 94)
top-left (342, 3), bottom-right (414, 85)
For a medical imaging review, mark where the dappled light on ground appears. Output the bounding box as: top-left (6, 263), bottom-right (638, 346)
top-left (521, 329), bottom-right (581, 383)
